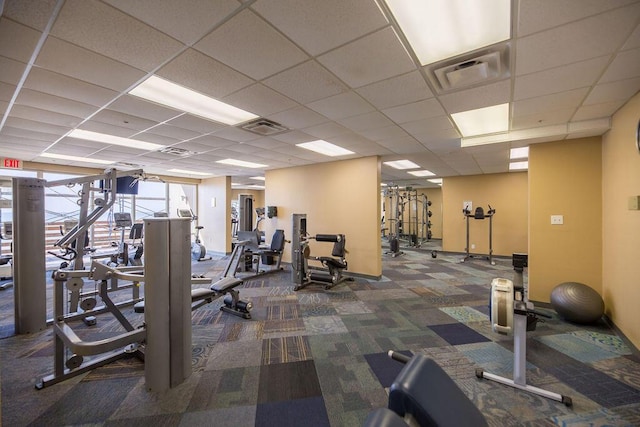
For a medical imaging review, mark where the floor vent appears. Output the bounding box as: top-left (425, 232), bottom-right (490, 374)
top-left (240, 118), bottom-right (289, 136)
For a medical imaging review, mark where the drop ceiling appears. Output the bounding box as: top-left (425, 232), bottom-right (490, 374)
top-left (0, 0), bottom-right (638, 188)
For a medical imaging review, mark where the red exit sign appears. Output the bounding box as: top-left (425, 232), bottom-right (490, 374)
top-left (1, 158), bottom-right (22, 169)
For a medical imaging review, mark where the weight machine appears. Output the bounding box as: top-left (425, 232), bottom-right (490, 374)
top-left (383, 186), bottom-right (433, 256)
top-left (462, 205), bottom-right (496, 265)
top-left (291, 214), bottom-right (353, 291)
top-left (476, 253), bottom-right (572, 406)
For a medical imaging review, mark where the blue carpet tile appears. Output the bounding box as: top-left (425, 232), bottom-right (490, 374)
top-left (364, 350), bottom-right (413, 388)
top-left (429, 322), bottom-right (492, 345)
top-left (255, 396), bottom-right (330, 427)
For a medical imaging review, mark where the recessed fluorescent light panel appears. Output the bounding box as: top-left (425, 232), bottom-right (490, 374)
top-left (451, 103), bottom-right (509, 137)
top-left (248, 185), bottom-right (265, 190)
top-left (428, 178), bottom-right (443, 185)
top-left (385, 0), bottom-right (511, 65)
top-left (216, 158), bottom-right (267, 168)
top-left (250, 176), bottom-right (266, 181)
top-left (129, 75), bottom-right (258, 125)
top-left (510, 147), bottom-right (529, 159)
top-left (509, 161), bottom-right (528, 171)
top-left (40, 152), bottom-right (114, 165)
top-left (383, 160), bottom-right (420, 170)
top-left (296, 140), bottom-right (354, 157)
top-left (67, 129), bottom-right (164, 151)
top-left (168, 169), bottom-right (214, 176)
top-left (407, 169), bottom-right (435, 177)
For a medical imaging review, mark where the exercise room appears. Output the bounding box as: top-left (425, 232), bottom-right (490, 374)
top-left (1, 1), bottom-right (639, 426)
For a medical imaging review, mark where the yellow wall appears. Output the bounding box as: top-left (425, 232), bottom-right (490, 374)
top-left (263, 156), bottom-right (381, 277)
top-left (602, 92), bottom-right (640, 349)
top-left (442, 172), bottom-right (528, 256)
top-left (198, 176), bottom-right (232, 253)
top-left (528, 137), bottom-right (602, 302)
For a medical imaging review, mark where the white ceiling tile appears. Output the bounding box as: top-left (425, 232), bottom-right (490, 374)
top-left (383, 98), bottom-right (445, 124)
top-left (23, 67), bottom-right (119, 106)
top-left (303, 122), bottom-right (353, 139)
top-left (1, 122), bottom-right (63, 141)
top-left (356, 71), bottom-right (434, 109)
top-left (0, 17), bottom-right (41, 63)
top-left (263, 60), bottom-right (348, 104)
top-left (621, 23), bottom-right (640, 50)
top-left (15, 88), bottom-right (98, 119)
top-left (0, 56), bottom-right (27, 86)
top-left (599, 48), bottom-right (640, 83)
top-left (517, 0), bottom-right (638, 36)
top-left (157, 48), bottom-right (254, 99)
top-left (251, 0), bottom-right (389, 56)
top-left (414, 130), bottom-right (460, 147)
top-left (269, 130), bottom-right (315, 144)
top-left (318, 27), bottom-right (416, 88)
top-left (244, 138), bottom-right (290, 150)
top-left (514, 56), bottom-right (610, 100)
top-left (51, 0), bottom-right (184, 72)
top-left (108, 95), bottom-right (182, 123)
top-left (513, 88), bottom-right (589, 117)
top-left (78, 121), bottom-right (140, 138)
top-left (512, 107), bottom-right (576, 130)
top-left (104, 0), bottom-right (240, 45)
top-left (222, 84), bottom-right (297, 118)
top-left (438, 80), bottom-right (511, 114)
top-left (166, 114), bottom-right (226, 134)
top-left (3, 0), bottom-right (59, 31)
top-left (91, 109), bottom-right (158, 132)
top-left (35, 37), bottom-right (146, 92)
top-left (172, 136), bottom-right (234, 153)
top-left (338, 111), bottom-right (394, 133)
top-left (143, 124), bottom-right (201, 141)
top-left (195, 9), bottom-right (308, 80)
top-left (267, 105), bottom-right (328, 129)
top-left (212, 126), bottom-right (261, 143)
top-left (584, 77), bottom-right (640, 104)
top-left (11, 104), bottom-right (82, 128)
top-left (306, 92), bottom-right (375, 120)
top-left (401, 116), bottom-right (456, 137)
top-left (572, 100), bottom-right (627, 121)
top-left (376, 137), bottom-right (426, 155)
top-left (357, 125), bottom-right (410, 142)
top-left (516, 4), bottom-right (640, 75)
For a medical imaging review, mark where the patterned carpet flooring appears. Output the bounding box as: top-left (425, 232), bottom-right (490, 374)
top-left (1, 245), bottom-right (639, 426)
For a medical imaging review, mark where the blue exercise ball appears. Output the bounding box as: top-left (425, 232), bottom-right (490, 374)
top-left (550, 282), bottom-right (604, 324)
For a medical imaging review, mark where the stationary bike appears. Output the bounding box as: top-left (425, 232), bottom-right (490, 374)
top-left (177, 208), bottom-right (211, 262)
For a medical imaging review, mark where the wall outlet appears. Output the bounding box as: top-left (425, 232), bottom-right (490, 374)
top-left (551, 215), bottom-right (563, 225)
top-left (471, 244), bottom-right (476, 249)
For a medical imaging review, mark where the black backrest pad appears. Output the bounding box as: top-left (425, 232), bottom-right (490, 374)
top-left (332, 235), bottom-right (346, 257)
top-left (388, 355), bottom-right (487, 427)
top-left (271, 229), bottom-right (285, 251)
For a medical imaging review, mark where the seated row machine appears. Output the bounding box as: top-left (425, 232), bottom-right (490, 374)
top-left (292, 213), bottom-right (353, 291)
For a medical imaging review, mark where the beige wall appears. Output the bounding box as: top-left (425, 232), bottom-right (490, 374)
top-left (602, 92), bottom-right (640, 349)
top-left (263, 156), bottom-right (381, 277)
top-left (198, 176), bottom-right (232, 253)
top-left (442, 172), bottom-right (528, 256)
top-left (528, 137), bottom-right (602, 302)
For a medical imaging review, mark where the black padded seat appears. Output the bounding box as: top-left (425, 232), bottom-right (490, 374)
top-left (363, 408), bottom-right (408, 427)
top-left (388, 354), bottom-right (487, 427)
top-left (211, 276), bottom-right (243, 293)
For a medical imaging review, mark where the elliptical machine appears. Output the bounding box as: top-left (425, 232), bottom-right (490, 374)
top-left (476, 253), bottom-right (572, 406)
top-left (177, 208), bottom-right (211, 262)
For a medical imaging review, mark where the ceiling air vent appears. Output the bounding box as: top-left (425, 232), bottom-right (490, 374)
top-left (427, 43), bottom-right (510, 93)
top-left (240, 118), bottom-right (289, 136)
top-left (158, 147), bottom-right (195, 156)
